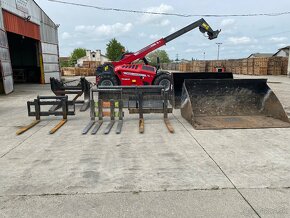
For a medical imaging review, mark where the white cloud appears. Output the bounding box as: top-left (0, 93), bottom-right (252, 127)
top-left (149, 34), bottom-right (160, 40)
top-left (139, 4), bottom-right (173, 26)
top-left (61, 32), bottom-right (71, 40)
top-left (75, 25), bottom-right (95, 32)
top-left (97, 23), bottom-right (132, 35)
top-left (269, 37), bottom-right (287, 42)
top-left (228, 36), bottom-right (253, 45)
top-left (138, 32), bottom-right (146, 38)
top-left (164, 46), bottom-right (175, 52)
top-left (160, 19), bottom-right (170, 26)
top-left (75, 41), bottom-right (84, 46)
top-left (185, 48), bottom-right (203, 53)
top-left (276, 43), bottom-right (287, 48)
top-left (169, 27), bottom-right (176, 33)
top-left (68, 41), bottom-right (84, 46)
top-left (75, 22), bottom-right (133, 37)
top-left (221, 19), bottom-right (235, 27)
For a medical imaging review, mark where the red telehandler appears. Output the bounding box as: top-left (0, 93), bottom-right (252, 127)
top-left (95, 18), bottom-right (220, 90)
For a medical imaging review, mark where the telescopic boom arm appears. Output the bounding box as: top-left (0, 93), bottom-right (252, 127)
top-left (113, 18), bottom-right (220, 66)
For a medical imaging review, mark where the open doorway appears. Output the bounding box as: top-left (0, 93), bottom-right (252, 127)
top-left (7, 32), bottom-right (40, 83)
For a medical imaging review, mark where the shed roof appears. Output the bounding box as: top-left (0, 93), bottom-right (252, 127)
top-left (248, 53), bottom-right (274, 58)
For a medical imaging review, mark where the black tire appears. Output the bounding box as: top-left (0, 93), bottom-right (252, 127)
top-left (98, 74), bottom-right (118, 86)
top-left (153, 73), bottom-right (172, 91)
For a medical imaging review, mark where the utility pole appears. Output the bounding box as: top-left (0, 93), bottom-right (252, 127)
top-left (175, 54), bottom-right (179, 62)
top-left (203, 52), bottom-right (206, 61)
top-left (216, 43), bottom-right (222, 60)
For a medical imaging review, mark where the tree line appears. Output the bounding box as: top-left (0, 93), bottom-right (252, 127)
top-left (60, 38), bottom-right (170, 67)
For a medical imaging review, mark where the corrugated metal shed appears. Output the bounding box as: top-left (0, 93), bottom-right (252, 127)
top-left (0, 0), bottom-right (41, 25)
top-left (0, 0), bottom-right (60, 93)
top-left (3, 10), bottom-right (40, 40)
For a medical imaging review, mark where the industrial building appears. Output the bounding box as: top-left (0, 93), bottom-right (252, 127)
top-left (76, 49), bottom-right (109, 67)
top-left (0, 0), bottom-right (60, 94)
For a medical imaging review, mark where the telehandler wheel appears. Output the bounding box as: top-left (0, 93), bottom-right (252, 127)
top-left (99, 74), bottom-right (118, 86)
top-left (153, 73), bottom-right (172, 91)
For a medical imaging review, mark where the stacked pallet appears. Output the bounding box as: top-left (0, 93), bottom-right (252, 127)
top-left (163, 57), bottom-right (288, 76)
top-left (282, 58), bottom-right (289, 75)
top-left (190, 61), bottom-right (206, 72)
top-left (82, 61), bottom-right (101, 68)
top-left (61, 67), bottom-right (75, 76)
top-left (233, 60), bottom-right (242, 74)
top-left (161, 63), bottom-right (179, 71)
top-left (267, 57), bottom-right (283, 75)
top-left (61, 67), bottom-right (95, 76)
top-left (178, 63), bottom-right (191, 71)
top-left (251, 58), bottom-right (267, 75)
top-left (247, 59), bottom-right (254, 75)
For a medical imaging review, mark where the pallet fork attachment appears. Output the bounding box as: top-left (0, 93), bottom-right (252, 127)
top-left (82, 86), bottom-right (174, 134)
top-left (82, 88), bottom-right (124, 135)
top-left (16, 96), bottom-right (75, 135)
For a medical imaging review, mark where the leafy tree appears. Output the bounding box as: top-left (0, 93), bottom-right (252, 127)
top-left (69, 48), bottom-right (86, 66)
top-left (146, 50), bottom-right (170, 66)
top-left (106, 38), bottom-right (125, 61)
top-left (60, 59), bottom-right (70, 67)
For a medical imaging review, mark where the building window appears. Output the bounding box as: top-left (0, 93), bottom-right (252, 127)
top-left (92, 54), bottom-right (95, 58)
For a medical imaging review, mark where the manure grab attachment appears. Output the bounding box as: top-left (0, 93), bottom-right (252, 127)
top-left (16, 96), bottom-right (75, 135)
top-left (50, 77), bottom-right (91, 112)
top-left (82, 85), bottom-right (174, 135)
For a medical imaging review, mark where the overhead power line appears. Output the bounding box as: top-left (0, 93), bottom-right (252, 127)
top-left (48, 0), bottom-right (290, 18)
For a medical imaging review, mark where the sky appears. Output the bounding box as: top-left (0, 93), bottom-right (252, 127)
top-left (35, 0), bottom-right (290, 60)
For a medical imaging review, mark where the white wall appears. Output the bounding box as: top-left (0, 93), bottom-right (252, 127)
top-left (275, 50), bottom-right (288, 57)
top-left (77, 50), bottom-right (108, 66)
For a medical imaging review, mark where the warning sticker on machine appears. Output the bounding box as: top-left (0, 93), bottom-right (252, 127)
top-left (123, 72), bottom-right (147, 77)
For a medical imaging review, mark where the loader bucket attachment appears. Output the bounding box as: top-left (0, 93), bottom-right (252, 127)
top-left (172, 72), bottom-right (233, 108)
top-left (181, 79), bottom-right (290, 129)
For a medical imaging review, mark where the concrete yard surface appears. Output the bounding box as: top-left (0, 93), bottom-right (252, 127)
top-left (0, 75), bottom-right (290, 217)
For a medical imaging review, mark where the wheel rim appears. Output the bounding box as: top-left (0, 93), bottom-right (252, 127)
top-left (159, 79), bottom-right (171, 91)
top-left (100, 79), bottom-right (113, 86)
